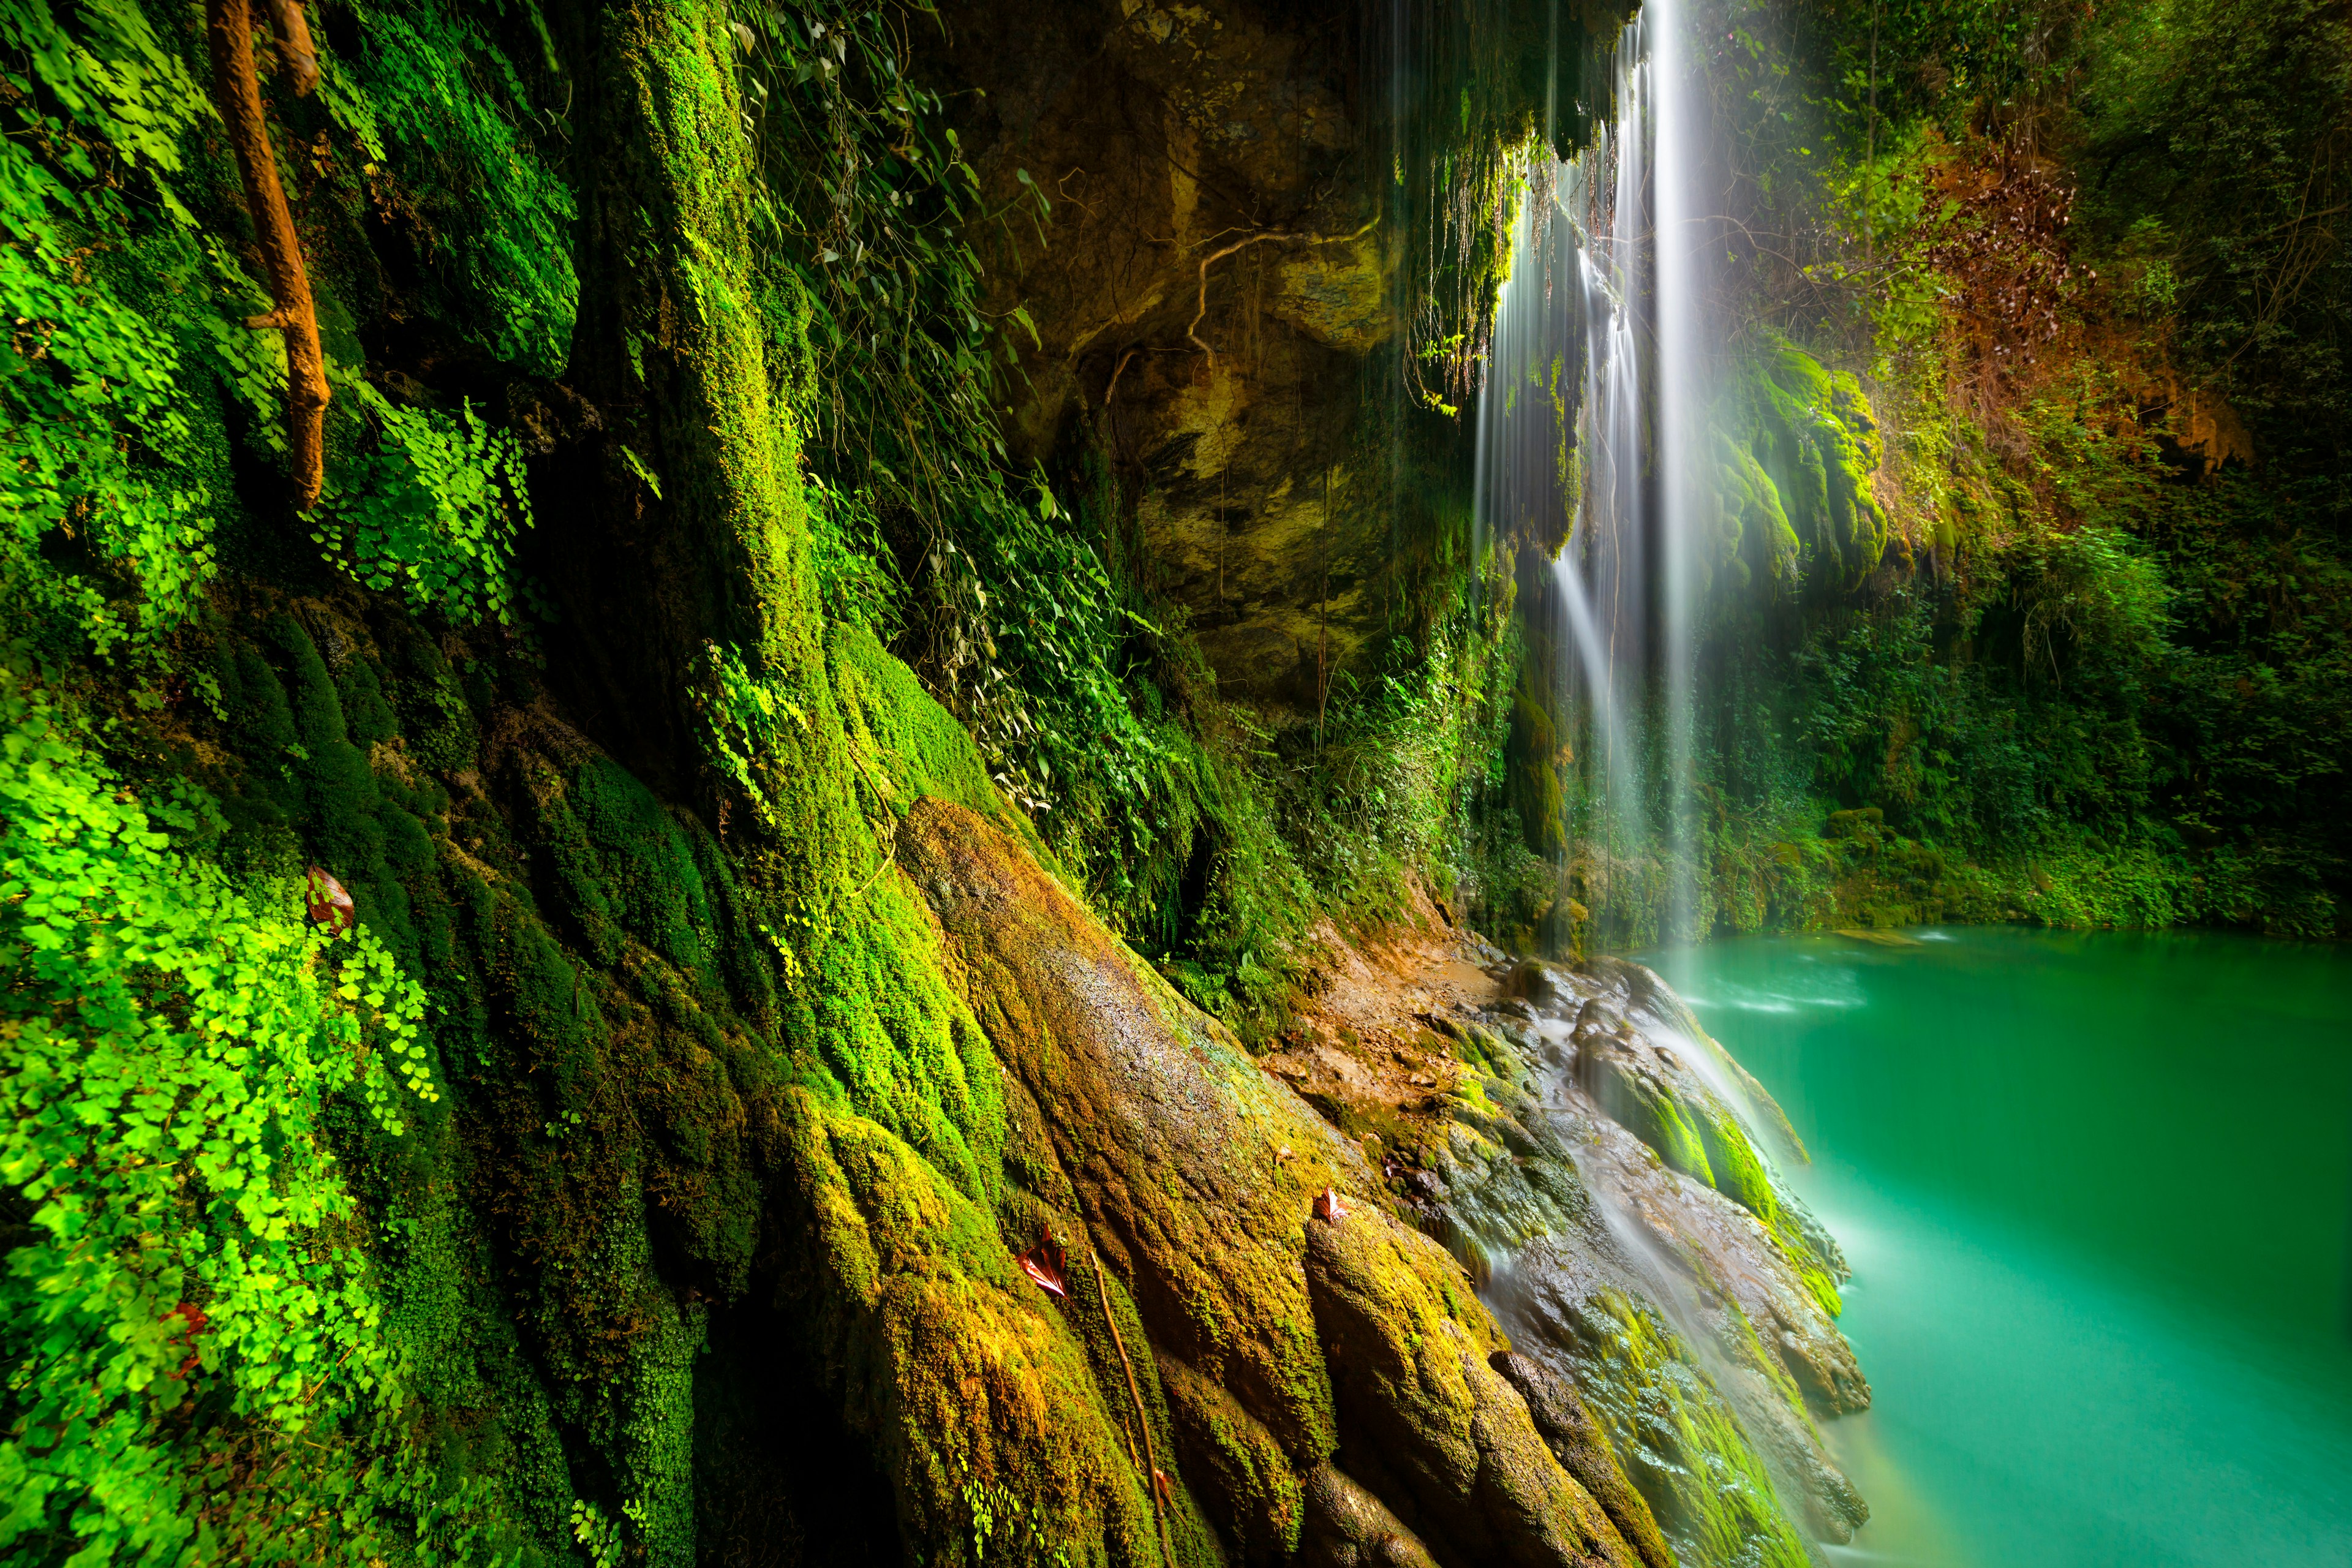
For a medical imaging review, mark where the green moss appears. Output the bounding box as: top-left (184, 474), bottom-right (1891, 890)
top-left (337, 651), bottom-right (401, 747)
top-left (529, 752), bottom-right (725, 976)
top-left (797, 878), bottom-right (1006, 1207)
top-left (617, 1288), bottom-right (706, 1568)
top-left (1158, 1353), bottom-right (1303, 1561)
top-left (781, 1088), bottom-right (1160, 1567)
top-left (366, 1182), bottom-right (581, 1565)
top-left (1558, 1289), bottom-right (1813, 1568)
top-left (830, 620), bottom-right (1050, 864)
top-left (609, 1), bottom-right (816, 683)
top-left (1589, 1047), bottom-right (1845, 1317)
top-left (1508, 673), bottom-right (1567, 858)
top-left (1725, 337), bottom-right (1893, 598)
top-left (1593, 1058), bottom-right (1717, 1188)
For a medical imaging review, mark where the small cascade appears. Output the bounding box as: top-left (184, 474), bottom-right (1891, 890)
top-left (1418, 951), bottom-right (1872, 1563)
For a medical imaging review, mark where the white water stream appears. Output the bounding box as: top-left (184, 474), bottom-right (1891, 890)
top-left (1476, 0), bottom-right (1723, 939)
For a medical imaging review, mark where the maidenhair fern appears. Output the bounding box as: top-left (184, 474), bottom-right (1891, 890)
top-left (0, 669), bottom-right (435, 1561)
top-left (0, 4), bottom-right (218, 656)
top-left (690, 638), bottom-right (809, 820)
top-left (0, 0), bottom-right (573, 652)
top-left (314, 386), bottom-right (540, 628)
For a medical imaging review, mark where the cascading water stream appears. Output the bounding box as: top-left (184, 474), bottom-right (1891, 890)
top-left (1476, 0), bottom-right (1719, 943)
top-left (1465, 6), bottom-right (1875, 1556)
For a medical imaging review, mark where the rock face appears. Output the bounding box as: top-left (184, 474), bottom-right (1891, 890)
top-left (839, 788), bottom-right (1877, 1568)
top-left (920, 0), bottom-right (1629, 715)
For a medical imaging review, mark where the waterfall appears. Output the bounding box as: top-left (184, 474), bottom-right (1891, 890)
top-left (1476, 0), bottom-right (1720, 946)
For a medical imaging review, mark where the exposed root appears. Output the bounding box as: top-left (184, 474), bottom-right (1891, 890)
top-left (1188, 219), bottom-right (1379, 358)
top-left (206, 0), bottom-right (329, 509)
top-left (266, 0), bottom-right (320, 95)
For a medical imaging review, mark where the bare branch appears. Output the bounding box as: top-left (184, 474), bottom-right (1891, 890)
top-left (206, 0), bottom-right (329, 508)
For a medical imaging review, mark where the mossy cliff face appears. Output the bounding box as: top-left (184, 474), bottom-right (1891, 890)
top-left (0, 2), bottom-right (1877, 1564)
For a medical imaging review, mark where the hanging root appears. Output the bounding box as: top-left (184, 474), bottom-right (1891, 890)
top-left (206, 0), bottom-right (329, 509)
top-left (1187, 218), bottom-right (1381, 358)
top-left (266, 0), bottom-right (321, 95)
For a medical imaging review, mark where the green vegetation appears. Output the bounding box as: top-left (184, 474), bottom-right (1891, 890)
top-left (0, 1), bottom-right (1536, 1556)
top-left (1557, 1288), bottom-right (1812, 1568)
top-left (0, 0), bottom-right (2340, 1561)
top-left (0, 666), bottom-right (434, 1561)
top-left (1547, 0), bottom-right (2349, 945)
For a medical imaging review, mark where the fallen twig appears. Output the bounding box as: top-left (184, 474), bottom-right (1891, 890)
top-left (1093, 1247), bottom-right (1177, 1568)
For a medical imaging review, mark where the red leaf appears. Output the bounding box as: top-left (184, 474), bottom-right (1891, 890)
top-left (1152, 1467), bottom-right (1175, 1506)
top-left (1017, 1227), bottom-right (1067, 1298)
top-left (1313, 1187), bottom-right (1347, 1224)
top-left (305, 865), bottom-right (355, 933)
top-left (165, 1300), bottom-right (208, 1379)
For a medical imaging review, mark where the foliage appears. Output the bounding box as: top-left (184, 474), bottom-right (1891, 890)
top-left (725, 2), bottom-right (1169, 845)
top-left (0, 0), bottom-right (221, 658)
top-left (717, 0), bottom-right (1491, 1033)
top-left (0, 0), bottom-right (569, 660)
top-left (315, 0), bottom-right (579, 377)
top-left (1578, 0), bottom-right (2350, 940)
top-left (314, 388), bottom-right (538, 628)
top-left (0, 666), bottom-right (434, 1562)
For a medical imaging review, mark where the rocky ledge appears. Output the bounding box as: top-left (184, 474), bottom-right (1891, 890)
top-left (847, 797), bottom-right (1868, 1568)
top-left (1260, 910), bottom-right (1874, 1562)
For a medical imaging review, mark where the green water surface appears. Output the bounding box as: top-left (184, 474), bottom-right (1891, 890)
top-left (1642, 927), bottom-right (2352, 1568)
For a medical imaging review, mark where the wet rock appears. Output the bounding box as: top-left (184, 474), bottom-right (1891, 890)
top-left (1567, 994), bottom-right (1851, 1324)
top-left (1302, 1218), bottom-right (1641, 1568)
top-left (1297, 1463), bottom-right (1441, 1568)
top-left (1160, 1351), bottom-right (1306, 1562)
top-left (1501, 1271), bottom-right (1822, 1566)
top-left (1507, 959), bottom-right (1564, 1005)
top-left (1573, 1105), bottom-right (1871, 1418)
top-left (1489, 1351), bottom-right (1675, 1568)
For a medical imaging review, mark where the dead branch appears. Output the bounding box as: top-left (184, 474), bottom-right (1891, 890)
top-left (206, 0), bottom-right (329, 509)
top-left (1092, 1248), bottom-right (1176, 1568)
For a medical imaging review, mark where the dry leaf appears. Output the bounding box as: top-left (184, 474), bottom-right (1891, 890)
top-left (1152, 1466), bottom-right (1175, 1506)
top-left (1313, 1187), bottom-right (1347, 1224)
top-left (1017, 1227), bottom-right (1068, 1298)
top-left (306, 866), bottom-right (355, 933)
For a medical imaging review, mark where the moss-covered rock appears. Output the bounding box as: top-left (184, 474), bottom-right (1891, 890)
top-left (1571, 1001), bottom-right (1848, 1322)
top-left (777, 1085), bottom-right (1161, 1567)
top-left (1297, 1462), bottom-right (1443, 1568)
top-left (1513, 1281), bottom-right (1812, 1568)
top-left (1718, 337), bottom-right (1893, 601)
top-left (1490, 1352), bottom-right (1675, 1568)
top-left (900, 796), bottom-right (1652, 1568)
